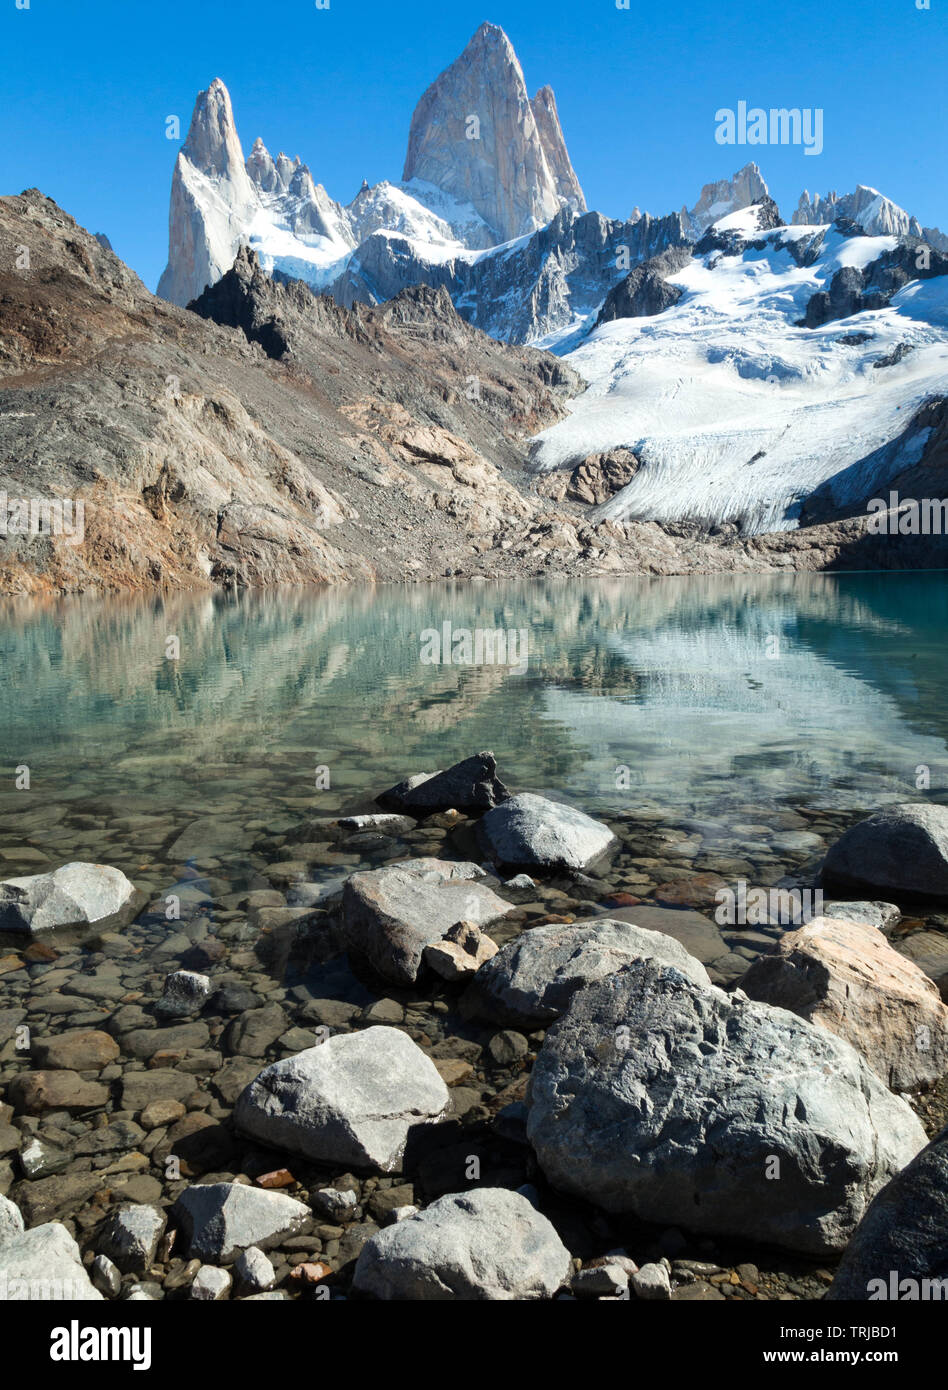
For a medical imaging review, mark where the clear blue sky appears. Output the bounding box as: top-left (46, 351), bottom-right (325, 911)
top-left (1, 0), bottom-right (944, 291)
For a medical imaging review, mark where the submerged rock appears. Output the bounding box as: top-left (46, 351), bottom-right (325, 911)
top-left (526, 960), bottom-right (927, 1255)
top-left (8, 1069), bottom-right (109, 1115)
top-left (341, 857), bottom-right (513, 985)
top-left (463, 919), bottom-right (711, 1027)
top-left (476, 793), bottom-right (618, 873)
top-left (897, 931), bottom-right (948, 1001)
top-left (234, 1026), bottom-right (450, 1172)
top-left (30, 1028), bottom-right (119, 1072)
top-left (352, 1188), bottom-right (571, 1300)
top-left (0, 862), bottom-right (139, 935)
top-left (822, 803), bottom-right (948, 900)
top-left (739, 915), bottom-right (948, 1091)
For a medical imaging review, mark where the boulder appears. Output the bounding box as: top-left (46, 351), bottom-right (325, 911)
top-left (464, 919), bottom-right (711, 1027)
top-left (190, 1265), bottom-right (232, 1300)
top-left (97, 1204), bottom-right (167, 1275)
top-left (235, 1026), bottom-right (449, 1172)
top-left (377, 750), bottom-right (510, 816)
top-left (0, 1222), bottom-right (103, 1299)
top-left (739, 916), bottom-right (948, 1090)
top-left (476, 793), bottom-right (618, 874)
top-left (526, 960), bottom-right (927, 1255)
top-left (631, 1263), bottom-right (672, 1300)
top-left (594, 902), bottom-right (748, 986)
top-left (352, 1188), bottom-right (571, 1300)
top-left (826, 1123), bottom-right (948, 1300)
top-left (234, 1245), bottom-right (275, 1293)
top-left (0, 862), bottom-right (139, 934)
top-left (822, 804), bottom-right (948, 900)
top-left (424, 920), bottom-right (498, 981)
top-left (0, 1194), bottom-right (24, 1247)
top-left (173, 1182), bottom-right (311, 1264)
top-left (341, 858), bottom-right (513, 985)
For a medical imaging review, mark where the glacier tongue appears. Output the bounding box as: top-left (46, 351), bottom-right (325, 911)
top-left (531, 222), bottom-right (948, 532)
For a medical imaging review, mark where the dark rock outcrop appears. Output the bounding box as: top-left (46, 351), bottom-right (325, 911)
top-left (596, 246), bottom-right (692, 325)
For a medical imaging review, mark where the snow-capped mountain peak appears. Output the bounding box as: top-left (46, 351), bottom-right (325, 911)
top-left (792, 184), bottom-right (947, 250)
top-left (686, 162), bottom-right (770, 236)
top-left (157, 26), bottom-right (586, 307)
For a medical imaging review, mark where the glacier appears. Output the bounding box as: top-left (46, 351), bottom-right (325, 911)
top-left (530, 211), bottom-right (948, 533)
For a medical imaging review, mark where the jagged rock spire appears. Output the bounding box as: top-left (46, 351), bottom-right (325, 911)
top-left (157, 78), bottom-right (256, 306)
top-left (402, 22), bottom-right (584, 243)
top-left (531, 85), bottom-right (585, 212)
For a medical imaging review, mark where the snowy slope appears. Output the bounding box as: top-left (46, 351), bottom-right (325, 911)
top-left (530, 215), bottom-right (948, 532)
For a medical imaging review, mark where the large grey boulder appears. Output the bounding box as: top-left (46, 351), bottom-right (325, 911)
top-left (377, 751), bottom-right (510, 816)
top-left (0, 861), bottom-right (139, 935)
top-left (341, 858), bottom-right (514, 985)
top-left (476, 794), bottom-right (618, 874)
top-left (594, 902), bottom-right (748, 986)
top-left (173, 1182), bottom-right (311, 1264)
top-left (826, 1124), bottom-right (948, 1300)
top-left (235, 1027), bottom-right (449, 1172)
top-left (526, 961), bottom-right (927, 1256)
top-left (822, 803), bottom-right (948, 900)
top-left (0, 1194), bottom-right (24, 1247)
top-left (464, 919), bottom-right (711, 1027)
top-left (352, 1188), bottom-right (571, 1300)
top-left (0, 1222), bottom-right (103, 1299)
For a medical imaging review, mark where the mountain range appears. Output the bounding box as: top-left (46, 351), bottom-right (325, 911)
top-left (1, 22), bottom-right (946, 594)
top-left (156, 22), bottom-right (947, 351)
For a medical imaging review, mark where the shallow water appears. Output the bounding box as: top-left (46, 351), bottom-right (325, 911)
top-left (2, 571), bottom-right (948, 1287)
top-left (1, 571), bottom-right (947, 898)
